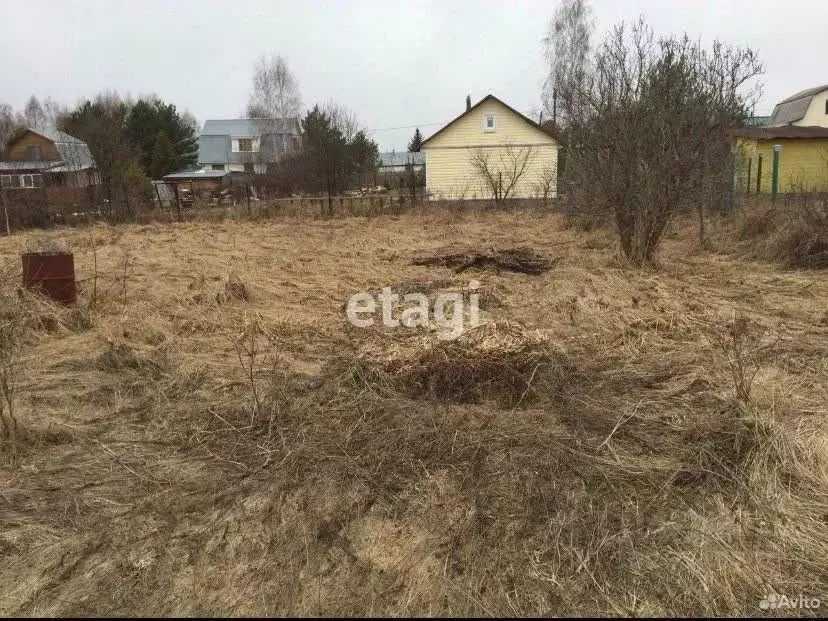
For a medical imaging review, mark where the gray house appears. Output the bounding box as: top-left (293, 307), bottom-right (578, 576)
top-left (198, 118), bottom-right (301, 174)
top-left (377, 151), bottom-right (425, 173)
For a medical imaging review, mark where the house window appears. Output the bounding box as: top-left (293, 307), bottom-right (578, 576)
top-left (483, 115), bottom-right (496, 132)
top-left (211, 164), bottom-right (225, 171)
top-left (238, 138), bottom-right (253, 152)
top-left (21, 174), bottom-right (43, 188)
top-left (0, 175), bottom-right (16, 189)
top-left (25, 146), bottom-right (42, 161)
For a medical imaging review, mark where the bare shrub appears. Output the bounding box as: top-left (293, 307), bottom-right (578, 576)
top-left (712, 313), bottom-right (766, 404)
top-left (736, 204), bottom-right (776, 240)
top-left (535, 164), bottom-right (558, 205)
top-left (233, 318), bottom-right (268, 417)
top-left (562, 18), bottom-right (763, 264)
top-left (469, 144), bottom-right (537, 204)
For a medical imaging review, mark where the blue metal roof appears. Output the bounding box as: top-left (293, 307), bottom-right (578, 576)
top-left (201, 118), bottom-right (300, 136)
top-left (163, 169), bottom-right (229, 180)
top-left (378, 151), bottom-right (425, 168)
top-left (198, 118), bottom-right (301, 165)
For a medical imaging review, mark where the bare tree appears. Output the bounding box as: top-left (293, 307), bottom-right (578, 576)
top-left (0, 103), bottom-right (24, 153)
top-left (247, 53), bottom-right (302, 119)
top-left (23, 95), bottom-right (47, 128)
top-left (246, 55), bottom-right (301, 175)
top-left (469, 144), bottom-right (537, 203)
top-left (535, 164), bottom-right (558, 204)
top-left (323, 100), bottom-right (361, 143)
top-left (42, 97), bottom-right (68, 128)
top-left (562, 18), bottom-right (763, 263)
top-left (542, 0), bottom-right (594, 128)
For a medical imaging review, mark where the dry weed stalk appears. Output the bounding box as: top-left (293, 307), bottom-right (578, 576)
top-left (120, 247), bottom-right (132, 307)
top-left (714, 312), bottom-right (770, 404)
top-left (234, 316), bottom-right (267, 418)
top-left (89, 231), bottom-right (98, 307)
top-left (0, 295), bottom-right (26, 454)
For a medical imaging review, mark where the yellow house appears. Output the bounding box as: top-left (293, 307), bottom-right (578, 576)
top-left (734, 127), bottom-right (828, 194)
top-left (767, 84), bottom-right (828, 128)
top-left (421, 95), bottom-right (559, 200)
top-left (733, 85), bottom-right (828, 193)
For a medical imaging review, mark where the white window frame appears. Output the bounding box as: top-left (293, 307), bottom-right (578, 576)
top-left (483, 115), bottom-right (497, 132)
top-left (0, 174), bottom-right (15, 189)
top-left (231, 137), bottom-right (260, 153)
top-left (20, 174), bottom-right (43, 188)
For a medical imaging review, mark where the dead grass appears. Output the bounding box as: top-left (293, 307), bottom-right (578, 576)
top-left (0, 209), bottom-right (825, 616)
top-left (731, 198), bottom-right (828, 269)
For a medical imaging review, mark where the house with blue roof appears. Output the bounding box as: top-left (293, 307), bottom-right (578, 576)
top-left (197, 118), bottom-right (301, 174)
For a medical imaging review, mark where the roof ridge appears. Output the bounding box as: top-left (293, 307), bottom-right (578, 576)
top-left (203, 117), bottom-right (299, 121)
top-left (778, 84), bottom-right (828, 105)
top-left (421, 94), bottom-right (556, 147)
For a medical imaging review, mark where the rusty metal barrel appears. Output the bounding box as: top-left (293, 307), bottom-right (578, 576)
top-left (22, 251), bottom-right (77, 305)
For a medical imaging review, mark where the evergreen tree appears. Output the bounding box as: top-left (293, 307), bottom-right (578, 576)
top-left (125, 98), bottom-right (198, 177)
top-left (300, 105), bottom-right (348, 199)
top-left (407, 128), bottom-right (423, 152)
top-left (150, 130), bottom-right (176, 179)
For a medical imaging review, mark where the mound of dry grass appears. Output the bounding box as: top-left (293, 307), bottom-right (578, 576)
top-left (733, 200), bottom-right (828, 269)
top-left (412, 246), bottom-right (554, 275)
top-left (362, 320), bottom-right (569, 406)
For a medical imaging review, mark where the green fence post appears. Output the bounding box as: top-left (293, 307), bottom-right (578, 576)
top-left (771, 144), bottom-right (781, 202)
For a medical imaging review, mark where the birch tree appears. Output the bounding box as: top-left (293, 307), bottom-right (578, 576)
top-left (247, 54), bottom-right (302, 119)
top-left (542, 0), bottom-right (594, 128)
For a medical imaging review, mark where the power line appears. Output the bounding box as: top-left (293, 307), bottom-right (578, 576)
top-left (366, 121), bottom-right (444, 133)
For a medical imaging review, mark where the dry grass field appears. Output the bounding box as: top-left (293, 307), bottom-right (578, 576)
top-left (0, 208), bottom-right (825, 616)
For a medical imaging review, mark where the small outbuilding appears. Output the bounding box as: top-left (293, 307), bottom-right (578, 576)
top-left (162, 168), bottom-right (230, 197)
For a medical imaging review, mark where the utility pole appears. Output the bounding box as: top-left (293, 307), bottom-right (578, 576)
top-left (552, 88), bottom-right (557, 130)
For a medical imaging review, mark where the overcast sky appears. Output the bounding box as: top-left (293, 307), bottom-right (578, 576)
top-left (1, 0), bottom-right (825, 151)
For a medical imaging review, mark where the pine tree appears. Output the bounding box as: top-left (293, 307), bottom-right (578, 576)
top-left (150, 130), bottom-right (176, 179)
top-left (407, 128), bottom-right (423, 153)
